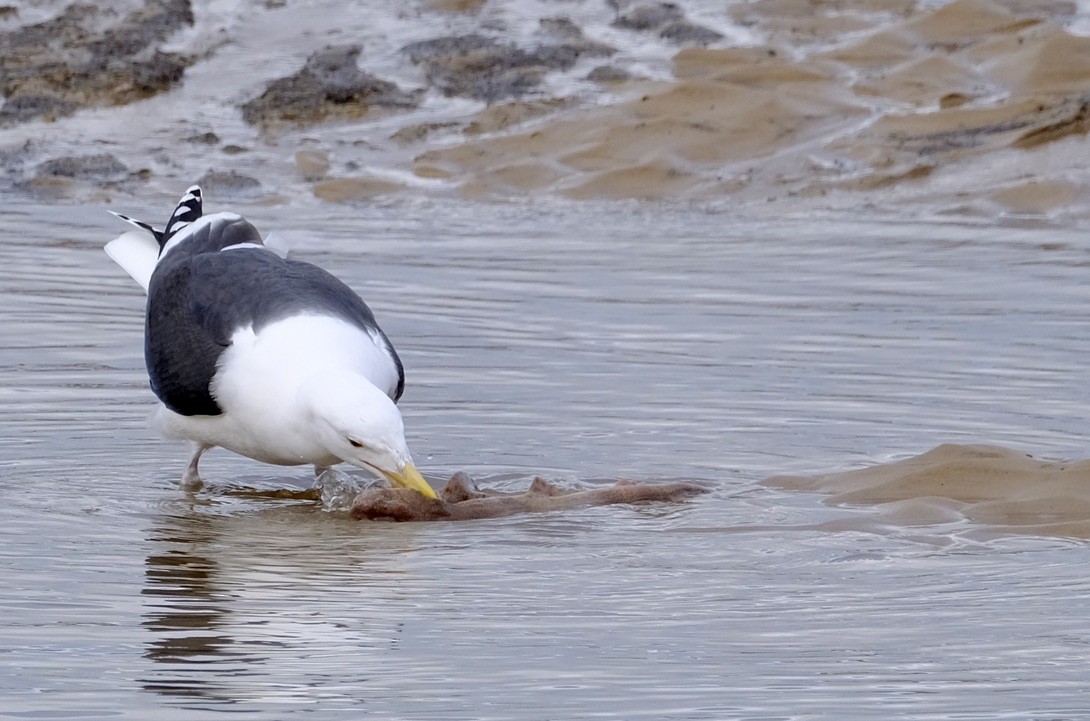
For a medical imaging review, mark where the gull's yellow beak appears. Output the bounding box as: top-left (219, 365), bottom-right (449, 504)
top-left (381, 462), bottom-right (438, 499)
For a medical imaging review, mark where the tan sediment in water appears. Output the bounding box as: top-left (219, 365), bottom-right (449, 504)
top-left (399, 0), bottom-right (1090, 211)
top-left (765, 444), bottom-right (1090, 539)
top-left (312, 176), bottom-right (404, 202)
top-left (294, 150), bottom-right (330, 181)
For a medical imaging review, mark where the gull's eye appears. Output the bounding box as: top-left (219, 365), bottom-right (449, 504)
top-left (348, 438), bottom-right (363, 448)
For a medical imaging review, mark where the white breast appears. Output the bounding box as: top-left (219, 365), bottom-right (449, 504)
top-left (154, 314), bottom-right (400, 466)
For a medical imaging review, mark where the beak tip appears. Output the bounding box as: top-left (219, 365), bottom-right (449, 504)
top-left (384, 462), bottom-right (439, 500)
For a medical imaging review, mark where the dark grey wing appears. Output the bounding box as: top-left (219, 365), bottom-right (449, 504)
top-left (145, 248), bottom-right (405, 416)
top-left (145, 250), bottom-right (230, 416)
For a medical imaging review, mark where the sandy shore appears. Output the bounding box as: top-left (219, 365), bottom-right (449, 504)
top-left (405, 0), bottom-right (1090, 213)
top-left (6, 0), bottom-right (1090, 217)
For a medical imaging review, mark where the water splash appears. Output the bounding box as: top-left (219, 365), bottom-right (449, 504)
top-left (313, 468), bottom-right (378, 512)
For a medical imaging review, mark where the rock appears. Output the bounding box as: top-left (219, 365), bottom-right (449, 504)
top-left (404, 34), bottom-right (614, 102)
top-left (0, 0), bottom-right (193, 125)
top-left (0, 139), bottom-right (30, 171)
top-left (196, 169), bottom-right (262, 197)
top-left (401, 34), bottom-right (498, 64)
top-left (241, 45), bottom-right (418, 126)
top-left (539, 16), bottom-right (585, 41)
top-left (586, 65), bottom-right (632, 83)
top-left (537, 18), bottom-right (618, 56)
top-left (436, 62), bottom-right (547, 102)
top-left (22, 152), bottom-right (132, 195)
top-left (659, 21), bottom-right (724, 46)
top-left (36, 154), bottom-right (128, 180)
top-left (405, 35), bottom-right (544, 101)
top-left (0, 96), bottom-right (78, 124)
top-left (939, 92), bottom-right (972, 109)
top-left (350, 472), bottom-right (708, 522)
top-left (611, 2), bottom-right (684, 31)
top-left (184, 131), bottom-right (221, 145)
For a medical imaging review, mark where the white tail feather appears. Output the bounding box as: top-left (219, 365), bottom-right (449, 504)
top-left (104, 230), bottom-right (159, 293)
top-left (262, 232), bottom-right (290, 258)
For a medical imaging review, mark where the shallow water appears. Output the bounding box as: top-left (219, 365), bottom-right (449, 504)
top-left (4, 201), bottom-right (1090, 719)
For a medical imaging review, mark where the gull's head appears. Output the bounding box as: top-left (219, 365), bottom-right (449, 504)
top-left (302, 372), bottom-right (436, 499)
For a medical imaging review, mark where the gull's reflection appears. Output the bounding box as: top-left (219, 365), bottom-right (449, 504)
top-left (141, 509), bottom-right (256, 700)
top-left (143, 512), bottom-right (230, 660)
top-left (140, 485), bottom-right (421, 706)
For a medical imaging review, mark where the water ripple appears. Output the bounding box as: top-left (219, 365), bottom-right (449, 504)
top-left (5, 203), bottom-right (1090, 719)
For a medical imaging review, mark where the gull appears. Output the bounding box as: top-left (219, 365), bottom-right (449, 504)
top-left (105, 185), bottom-right (436, 498)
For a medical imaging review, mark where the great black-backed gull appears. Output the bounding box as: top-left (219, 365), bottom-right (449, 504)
top-left (105, 185), bottom-right (437, 498)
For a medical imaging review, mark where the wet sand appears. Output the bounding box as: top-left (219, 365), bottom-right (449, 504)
top-left (413, 0), bottom-right (1090, 212)
top-left (766, 444), bottom-right (1090, 539)
top-left (6, 0), bottom-right (1090, 217)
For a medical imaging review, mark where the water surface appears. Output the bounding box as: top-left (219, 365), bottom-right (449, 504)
top-left (3, 201), bottom-right (1090, 719)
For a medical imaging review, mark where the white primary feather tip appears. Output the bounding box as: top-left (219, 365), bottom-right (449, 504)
top-left (104, 230), bottom-right (159, 293)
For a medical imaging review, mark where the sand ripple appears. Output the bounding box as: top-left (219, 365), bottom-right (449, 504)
top-left (411, 0), bottom-right (1090, 212)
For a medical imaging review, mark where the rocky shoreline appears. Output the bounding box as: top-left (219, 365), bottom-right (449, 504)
top-left (0, 0), bottom-right (194, 125)
top-left (4, 0), bottom-right (1090, 217)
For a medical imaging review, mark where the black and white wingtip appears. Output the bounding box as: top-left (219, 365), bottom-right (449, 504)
top-left (105, 184), bottom-right (288, 293)
top-left (107, 210), bottom-right (164, 244)
top-left (105, 184), bottom-right (204, 293)
top-left (163, 185), bottom-right (202, 244)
